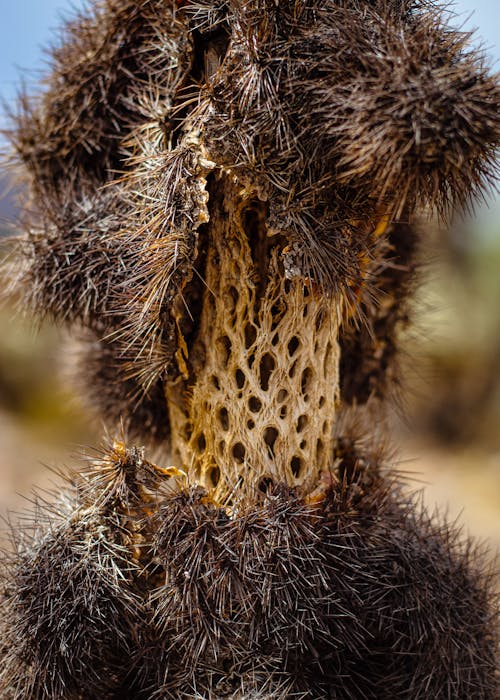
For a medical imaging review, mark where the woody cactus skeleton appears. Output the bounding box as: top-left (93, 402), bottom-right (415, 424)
top-left (1, 0), bottom-right (499, 698)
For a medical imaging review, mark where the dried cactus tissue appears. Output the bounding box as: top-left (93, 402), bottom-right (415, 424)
top-left (0, 1), bottom-right (499, 698)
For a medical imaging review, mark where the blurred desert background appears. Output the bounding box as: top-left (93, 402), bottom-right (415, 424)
top-left (0, 0), bottom-right (499, 558)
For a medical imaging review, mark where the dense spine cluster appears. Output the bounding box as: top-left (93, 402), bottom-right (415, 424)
top-left (1, 443), bottom-right (496, 698)
top-left (1, 0), bottom-right (499, 697)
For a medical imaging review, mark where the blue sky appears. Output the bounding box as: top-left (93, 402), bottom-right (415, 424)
top-left (1, 1), bottom-right (86, 115)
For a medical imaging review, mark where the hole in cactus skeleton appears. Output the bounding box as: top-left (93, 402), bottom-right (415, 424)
top-left (249, 396), bottom-right (262, 413)
top-left (287, 336), bottom-right (300, 356)
top-left (235, 368), bottom-right (246, 389)
top-left (244, 323), bottom-right (257, 348)
top-left (297, 415), bottom-right (308, 433)
top-left (264, 426), bottom-right (279, 457)
top-left (196, 433), bottom-right (206, 452)
top-left (301, 367), bottom-right (313, 395)
top-left (259, 353), bottom-right (275, 391)
top-left (211, 375), bottom-right (220, 390)
top-left (277, 389), bottom-right (288, 403)
top-left (291, 456), bottom-right (302, 478)
top-left (208, 466), bottom-right (220, 487)
top-left (218, 407), bottom-right (229, 431)
top-left (232, 442), bottom-right (246, 463)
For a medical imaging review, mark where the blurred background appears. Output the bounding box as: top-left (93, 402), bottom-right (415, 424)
top-left (0, 1), bottom-right (499, 549)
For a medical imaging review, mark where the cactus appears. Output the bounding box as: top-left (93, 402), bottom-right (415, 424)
top-left (1, 1), bottom-right (499, 697)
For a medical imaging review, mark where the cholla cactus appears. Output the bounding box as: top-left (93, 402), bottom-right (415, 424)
top-left (1, 1), bottom-right (499, 698)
